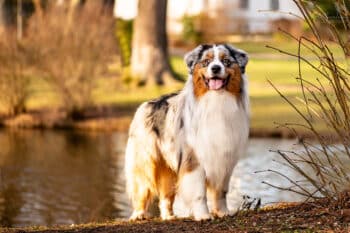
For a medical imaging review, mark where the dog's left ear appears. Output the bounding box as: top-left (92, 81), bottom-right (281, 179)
top-left (224, 44), bottom-right (249, 74)
top-left (184, 44), bottom-right (212, 74)
top-left (184, 45), bottom-right (202, 74)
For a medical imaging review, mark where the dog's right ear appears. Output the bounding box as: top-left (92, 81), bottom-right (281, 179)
top-left (184, 44), bottom-right (212, 74)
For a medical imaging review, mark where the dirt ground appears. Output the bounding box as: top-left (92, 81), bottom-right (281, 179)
top-left (4, 191), bottom-right (350, 233)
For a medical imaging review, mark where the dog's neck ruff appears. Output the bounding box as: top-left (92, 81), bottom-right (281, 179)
top-left (181, 81), bottom-right (249, 188)
top-left (182, 75), bottom-right (249, 146)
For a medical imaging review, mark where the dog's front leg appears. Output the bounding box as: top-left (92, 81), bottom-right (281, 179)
top-left (178, 150), bottom-right (211, 221)
top-left (206, 174), bottom-right (231, 218)
top-left (178, 167), bottom-right (211, 220)
top-left (208, 188), bottom-right (230, 217)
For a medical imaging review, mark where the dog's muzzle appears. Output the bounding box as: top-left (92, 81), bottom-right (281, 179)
top-left (203, 76), bottom-right (229, 90)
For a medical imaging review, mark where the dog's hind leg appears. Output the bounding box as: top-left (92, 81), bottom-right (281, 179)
top-left (125, 137), bottom-right (155, 221)
top-left (157, 177), bottom-right (176, 220)
top-left (129, 176), bottom-right (153, 220)
top-left (155, 156), bottom-right (177, 220)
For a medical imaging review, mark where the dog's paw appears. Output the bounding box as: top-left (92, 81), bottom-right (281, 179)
top-left (161, 214), bottom-right (176, 221)
top-left (193, 212), bottom-right (213, 221)
top-left (129, 210), bottom-right (150, 221)
top-left (212, 209), bottom-right (230, 218)
top-left (192, 200), bottom-right (211, 221)
top-left (212, 205), bottom-right (230, 218)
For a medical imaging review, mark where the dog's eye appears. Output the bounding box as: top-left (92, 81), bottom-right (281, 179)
top-left (222, 59), bottom-right (232, 67)
top-left (202, 59), bottom-right (211, 67)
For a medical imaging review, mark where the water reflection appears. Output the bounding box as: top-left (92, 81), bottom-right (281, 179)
top-left (0, 130), bottom-right (129, 227)
top-left (0, 129), bottom-right (304, 227)
top-left (227, 138), bottom-right (305, 209)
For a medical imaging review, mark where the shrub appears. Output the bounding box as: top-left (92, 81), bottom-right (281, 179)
top-left (266, 0), bottom-right (350, 199)
top-left (0, 35), bottom-right (31, 116)
top-left (116, 18), bottom-right (133, 67)
top-left (27, 1), bottom-right (117, 119)
top-left (181, 15), bottom-right (202, 45)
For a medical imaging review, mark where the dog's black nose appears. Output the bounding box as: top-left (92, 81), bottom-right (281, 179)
top-left (211, 65), bottom-right (221, 74)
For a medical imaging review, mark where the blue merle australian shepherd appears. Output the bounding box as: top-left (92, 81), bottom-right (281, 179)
top-left (125, 44), bottom-right (249, 221)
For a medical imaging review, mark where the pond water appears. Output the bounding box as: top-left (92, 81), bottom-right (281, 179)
top-left (0, 129), bottom-right (306, 227)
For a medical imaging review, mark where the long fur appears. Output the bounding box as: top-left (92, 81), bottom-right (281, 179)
top-left (125, 44), bottom-right (250, 220)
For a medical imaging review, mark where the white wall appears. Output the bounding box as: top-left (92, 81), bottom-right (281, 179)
top-left (114, 0), bottom-right (138, 20)
top-left (114, 0), bottom-right (206, 34)
top-left (227, 0), bottom-right (302, 33)
top-left (114, 0), bottom-right (302, 34)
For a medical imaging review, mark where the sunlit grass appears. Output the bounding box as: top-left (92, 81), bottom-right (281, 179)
top-left (231, 41), bottom-right (345, 58)
top-left (170, 55), bottom-right (328, 131)
top-left (93, 81), bottom-right (183, 107)
top-left (26, 76), bottom-right (60, 110)
top-left (12, 52), bottom-right (329, 132)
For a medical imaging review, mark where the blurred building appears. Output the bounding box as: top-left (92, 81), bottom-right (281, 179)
top-left (114, 0), bottom-right (302, 39)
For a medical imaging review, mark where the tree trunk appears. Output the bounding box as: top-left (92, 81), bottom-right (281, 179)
top-left (17, 0), bottom-right (23, 40)
top-left (33, 0), bottom-right (43, 18)
top-left (0, 0), bottom-right (4, 34)
top-left (131, 0), bottom-right (176, 86)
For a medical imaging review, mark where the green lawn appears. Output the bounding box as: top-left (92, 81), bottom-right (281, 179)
top-left (21, 42), bottom-right (343, 132)
top-left (229, 41), bottom-right (346, 58)
top-left (90, 55), bottom-right (321, 131)
top-left (169, 56), bottom-right (319, 130)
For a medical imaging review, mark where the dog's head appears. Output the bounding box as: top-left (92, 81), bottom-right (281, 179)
top-left (184, 44), bottom-right (248, 98)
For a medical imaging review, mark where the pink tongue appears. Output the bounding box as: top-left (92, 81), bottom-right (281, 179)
top-left (208, 79), bottom-right (223, 90)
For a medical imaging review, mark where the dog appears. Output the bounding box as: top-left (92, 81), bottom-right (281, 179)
top-left (124, 44), bottom-right (250, 221)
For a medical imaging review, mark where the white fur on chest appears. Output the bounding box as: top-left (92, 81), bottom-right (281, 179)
top-left (187, 91), bottom-right (249, 188)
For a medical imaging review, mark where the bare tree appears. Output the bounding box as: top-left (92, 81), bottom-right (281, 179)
top-left (32, 0), bottom-right (43, 18)
top-left (0, 36), bottom-right (31, 116)
top-left (17, 0), bottom-right (23, 40)
top-left (131, 0), bottom-right (176, 86)
top-left (0, 0), bottom-right (4, 34)
top-left (265, 0), bottom-right (350, 199)
top-left (28, 1), bottom-right (116, 119)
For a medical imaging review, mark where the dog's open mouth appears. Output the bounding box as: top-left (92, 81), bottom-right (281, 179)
top-left (204, 76), bottom-right (229, 90)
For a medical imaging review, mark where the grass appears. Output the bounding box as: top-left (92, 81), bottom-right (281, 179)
top-left (8, 40), bottom-right (347, 134)
top-left (20, 55), bottom-right (320, 133)
top-left (229, 40), bottom-right (346, 58)
top-left (170, 56), bottom-right (321, 131)
top-left (246, 58), bottom-right (317, 130)
top-left (170, 55), bottom-right (344, 132)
